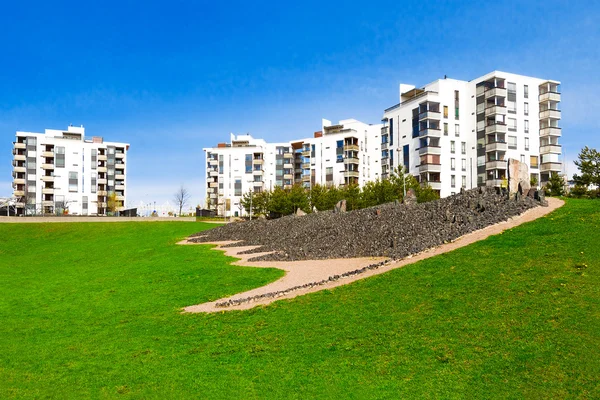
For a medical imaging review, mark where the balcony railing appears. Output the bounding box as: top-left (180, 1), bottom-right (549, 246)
top-left (418, 146), bottom-right (442, 155)
top-left (540, 127), bottom-right (561, 137)
top-left (485, 123), bottom-right (507, 134)
top-left (539, 109), bottom-right (561, 119)
top-left (484, 105), bottom-right (507, 117)
top-left (485, 160), bottom-right (507, 170)
top-left (418, 128), bottom-right (441, 138)
top-left (540, 162), bottom-right (562, 172)
top-left (343, 144), bottom-right (359, 151)
top-left (540, 144), bottom-right (562, 154)
top-left (418, 163), bottom-right (442, 173)
top-left (539, 92), bottom-right (561, 103)
top-left (485, 141), bottom-right (507, 152)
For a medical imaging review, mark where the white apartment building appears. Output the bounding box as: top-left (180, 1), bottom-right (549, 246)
top-left (11, 125), bottom-right (130, 216)
top-left (381, 71), bottom-right (562, 197)
top-left (203, 118), bottom-right (382, 216)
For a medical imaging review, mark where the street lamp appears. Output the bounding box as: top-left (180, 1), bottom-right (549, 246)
top-left (397, 148), bottom-right (406, 198)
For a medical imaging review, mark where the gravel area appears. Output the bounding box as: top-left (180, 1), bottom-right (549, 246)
top-left (182, 197), bottom-right (563, 313)
top-left (188, 187), bottom-right (543, 261)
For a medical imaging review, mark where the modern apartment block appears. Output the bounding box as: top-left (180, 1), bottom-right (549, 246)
top-left (11, 125), bottom-right (130, 216)
top-left (203, 118), bottom-right (382, 216)
top-left (382, 71), bottom-right (561, 197)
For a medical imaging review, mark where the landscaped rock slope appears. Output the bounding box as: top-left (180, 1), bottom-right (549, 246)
top-left (189, 188), bottom-right (541, 261)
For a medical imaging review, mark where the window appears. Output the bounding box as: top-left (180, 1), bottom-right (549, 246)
top-left (508, 136), bottom-right (518, 150)
top-left (524, 85), bottom-right (529, 99)
top-left (245, 154), bottom-right (252, 174)
top-left (443, 106), bottom-right (448, 118)
top-left (455, 124), bottom-right (460, 137)
top-left (91, 172), bottom-right (97, 193)
top-left (525, 137), bottom-right (530, 151)
top-left (56, 147), bottom-right (65, 168)
top-left (461, 142), bottom-right (466, 155)
top-left (524, 102), bottom-right (529, 116)
top-left (451, 158), bottom-right (456, 170)
top-left (451, 141), bottom-right (455, 154)
top-left (451, 175), bottom-right (456, 188)
top-left (454, 90), bottom-right (459, 119)
top-left (508, 118), bottom-right (517, 132)
top-left (530, 155), bottom-right (539, 168)
top-left (520, 154), bottom-right (526, 163)
top-left (462, 176), bottom-right (466, 188)
top-left (403, 145), bottom-right (410, 171)
top-left (461, 158), bottom-right (466, 171)
top-left (326, 167), bottom-right (333, 182)
top-left (234, 179), bottom-right (242, 196)
top-left (507, 82), bottom-right (517, 113)
top-left (443, 123), bottom-right (448, 136)
top-left (69, 172), bottom-right (78, 192)
top-left (524, 120), bottom-right (529, 134)
top-left (91, 149), bottom-right (97, 170)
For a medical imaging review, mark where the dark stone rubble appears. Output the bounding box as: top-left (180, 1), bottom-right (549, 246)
top-left (189, 187), bottom-right (541, 262)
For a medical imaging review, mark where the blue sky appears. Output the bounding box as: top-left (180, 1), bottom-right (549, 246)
top-left (1, 0), bottom-right (599, 206)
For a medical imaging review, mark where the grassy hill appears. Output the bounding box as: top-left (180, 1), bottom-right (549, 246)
top-left (1, 199), bottom-right (598, 398)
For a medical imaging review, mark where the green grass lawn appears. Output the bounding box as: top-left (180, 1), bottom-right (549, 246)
top-left (1, 200), bottom-right (599, 399)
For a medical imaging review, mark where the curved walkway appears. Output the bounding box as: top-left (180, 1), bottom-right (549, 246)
top-left (182, 198), bottom-right (564, 313)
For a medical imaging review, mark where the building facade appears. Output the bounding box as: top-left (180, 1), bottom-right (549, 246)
top-left (382, 71), bottom-right (562, 198)
top-left (11, 125), bottom-right (130, 216)
top-left (203, 119), bottom-right (382, 216)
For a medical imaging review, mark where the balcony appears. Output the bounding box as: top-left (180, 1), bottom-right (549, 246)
top-left (302, 162), bottom-right (311, 169)
top-left (253, 158), bottom-right (264, 165)
top-left (381, 126), bottom-right (389, 135)
top-left (41, 151), bottom-right (54, 158)
top-left (97, 202), bottom-right (107, 207)
top-left (419, 110), bottom-right (441, 120)
top-left (346, 157), bottom-right (360, 164)
top-left (419, 146), bottom-right (442, 156)
top-left (283, 184), bottom-right (293, 190)
top-left (539, 92), bottom-right (561, 103)
top-left (284, 163), bottom-right (293, 169)
top-left (540, 144), bottom-right (561, 154)
top-left (14, 154), bottom-right (26, 161)
top-left (116, 195), bottom-right (125, 201)
top-left (97, 190), bottom-right (108, 196)
top-left (418, 128), bottom-right (441, 138)
top-left (252, 169), bottom-right (263, 175)
top-left (486, 160), bottom-right (507, 170)
top-left (283, 152), bottom-right (294, 159)
top-left (42, 188), bottom-right (54, 195)
top-left (486, 179), bottom-right (504, 187)
top-left (485, 142), bottom-right (507, 152)
top-left (208, 182), bottom-right (218, 188)
top-left (484, 87), bottom-right (507, 98)
top-left (485, 123), bottom-right (507, 134)
top-left (343, 144), bottom-right (360, 151)
top-left (209, 159), bottom-right (218, 166)
top-left (97, 166), bottom-right (107, 173)
top-left (344, 170), bottom-right (360, 178)
top-left (302, 175), bottom-right (311, 182)
top-left (13, 178), bottom-right (25, 185)
top-left (42, 200), bottom-right (54, 207)
top-left (421, 181), bottom-right (441, 190)
top-left (209, 194), bottom-right (217, 199)
top-left (115, 174), bottom-right (125, 180)
top-left (253, 181), bottom-right (263, 187)
top-left (540, 127), bottom-right (562, 137)
top-left (484, 105), bottom-right (507, 117)
top-left (14, 190), bottom-right (25, 197)
top-left (283, 173), bottom-right (293, 179)
top-left (381, 142), bottom-right (388, 151)
top-left (208, 170), bottom-right (218, 177)
top-left (98, 154), bottom-right (107, 161)
top-left (115, 163), bottom-right (125, 170)
top-left (301, 150), bottom-right (310, 157)
top-left (13, 142), bottom-right (26, 150)
top-left (540, 162), bottom-right (562, 172)
top-left (539, 109), bottom-right (561, 119)
top-left (15, 202), bottom-right (25, 208)
top-left (418, 163), bottom-right (442, 173)
top-left (115, 152), bottom-right (125, 159)
top-left (41, 163), bottom-right (55, 170)
top-left (115, 184), bottom-right (125, 190)
top-left (97, 178), bottom-right (107, 184)
top-left (13, 166), bottom-right (26, 173)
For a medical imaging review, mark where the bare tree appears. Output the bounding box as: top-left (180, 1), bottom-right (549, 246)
top-left (174, 185), bottom-right (191, 217)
